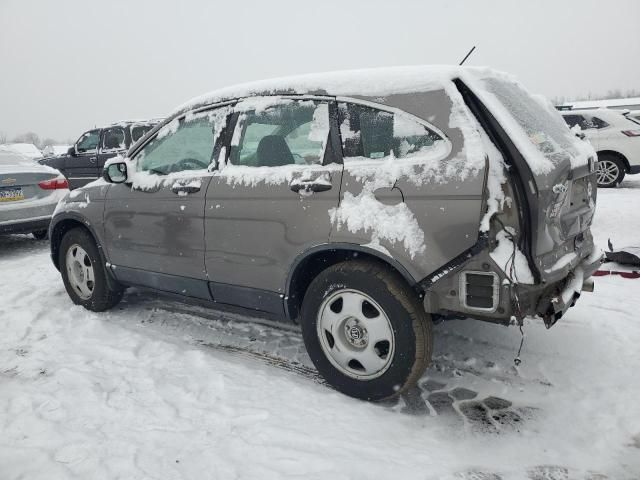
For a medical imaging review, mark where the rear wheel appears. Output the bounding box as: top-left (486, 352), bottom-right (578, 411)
top-left (300, 260), bottom-right (432, 401)
top-left (596, 154), bottom-right (625, 188)
top-left (59, 227), bottom-right (123, 311)
top-left (32, 230), bottom-right (48, 240)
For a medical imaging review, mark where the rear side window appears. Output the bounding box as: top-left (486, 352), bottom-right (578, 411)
top-left (229, 100), bottom-right (329, 167)
top-left (131, 125), bottom-right (153, 143)
top-left (590, 116), bottom-right (609, 129)
top-left (562, 115), bottom-right (585, 129)
top-left (338, 102), bottom-right (443, 160)
top-left (563, 114), bottom-right (608, 130)
top-left (101, 127), bottom-right (126, 151)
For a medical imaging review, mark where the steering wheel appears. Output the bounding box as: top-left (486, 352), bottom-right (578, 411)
top-left (170, 157), bottom-right (209, 173)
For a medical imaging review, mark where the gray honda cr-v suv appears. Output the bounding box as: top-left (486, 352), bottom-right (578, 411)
top-left (49, 66), bottom-right (601, 401)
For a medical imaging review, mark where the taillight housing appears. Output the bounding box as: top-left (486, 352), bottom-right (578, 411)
top-left (621, 129), bottom-right (640, 137)
top-left (38, 177), bottom-right (69, 190)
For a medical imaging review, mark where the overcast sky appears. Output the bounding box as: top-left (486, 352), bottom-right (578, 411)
top-left (1, 0), bottom-right (639, 142)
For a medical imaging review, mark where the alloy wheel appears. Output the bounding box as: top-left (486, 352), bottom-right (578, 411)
top-left (596, 159), bottom-right (620, 186)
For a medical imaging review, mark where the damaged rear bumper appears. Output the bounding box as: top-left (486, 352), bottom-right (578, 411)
top-left (538, 250), bottom-right (603, 327)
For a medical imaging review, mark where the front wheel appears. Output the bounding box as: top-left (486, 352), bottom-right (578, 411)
top-left (300, 260), bottom-right (432, 401)
top-left (596, 154), bottom-right (625, 188)
top-left (59, 227), bottom-right (123, 311)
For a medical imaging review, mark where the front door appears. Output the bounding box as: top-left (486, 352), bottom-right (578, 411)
top-left (204, 97), bottom-right (343, 313)
top-left (66, 129), bottom-right (100, 189)
top-left (103, 108), bottom-right (230, 299)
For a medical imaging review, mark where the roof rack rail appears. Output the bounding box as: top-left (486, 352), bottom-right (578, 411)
top-left (555, 105), bottom-right (573, 111)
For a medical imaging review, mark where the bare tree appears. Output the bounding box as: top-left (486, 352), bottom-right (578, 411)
top-left (0, 131), bottom-right (7, 144)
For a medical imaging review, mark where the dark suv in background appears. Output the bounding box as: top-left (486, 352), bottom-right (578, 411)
top-left (40, 120), bottom-right (159, 189)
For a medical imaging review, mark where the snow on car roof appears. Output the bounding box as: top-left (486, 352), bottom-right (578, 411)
top-left (103, 118), bottom-right (164, 128)
top-left (560, 97), bottom-right (640, 110)
top-left (0, 143), bottom-right (42, 159)
top-left (176, 65), bottom-right (501, 114)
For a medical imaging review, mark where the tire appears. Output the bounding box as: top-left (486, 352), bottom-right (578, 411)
top-left (596, 153), bottom-right (626, 188)
top-left (32, 230), bottom-right (48, 240)
top-left (59, 227), bottom-right (123, 312)
top-left (300, 260), bottom-right (432, 401)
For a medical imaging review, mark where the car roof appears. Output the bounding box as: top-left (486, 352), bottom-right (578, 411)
top-left (101, 118), bottom-right (164, 129)
top-left (173, 65), bottom-right (503, 115)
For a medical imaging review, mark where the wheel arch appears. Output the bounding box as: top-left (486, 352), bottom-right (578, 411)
top-left (284, 244), bottom-right (419, 322)
top-left (597, 150), bottom-right (630, 172)
top-left (50, 214), bottom-right (107, 271)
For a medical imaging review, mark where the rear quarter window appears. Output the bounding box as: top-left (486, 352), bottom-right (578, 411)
top-left (337, 102), bottom-right (445, 161)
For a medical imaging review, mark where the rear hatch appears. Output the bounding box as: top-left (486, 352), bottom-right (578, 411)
top-left (463, 72), bottom-right (598, 283)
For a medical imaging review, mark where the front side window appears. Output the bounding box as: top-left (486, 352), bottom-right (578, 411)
top-left (229, 99), bottom-right (329, 167)
top-left (76, 130), bottom-right (100, 154)
top-left (101, 127), bottom-right (126, 151)
top-left (136, 116), bottom-right (218, 175)
top-left (338, 102), bottom-right (443, 160)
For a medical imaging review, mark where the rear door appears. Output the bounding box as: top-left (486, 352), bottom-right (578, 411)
top-left (103, 107), bottom-right (231, 298)
top-left (204, 97), bottom-right (342, 313)
top-left (330, 98), bottom-right (486, 280)
top-left (65, 129), bottom-right (100, 188)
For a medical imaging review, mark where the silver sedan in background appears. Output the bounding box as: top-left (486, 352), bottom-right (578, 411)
top-left (0, 150), bottom-right (69, 239)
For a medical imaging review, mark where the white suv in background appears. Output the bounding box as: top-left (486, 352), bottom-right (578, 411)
top-left (560, 108), bottom-right (640, 187)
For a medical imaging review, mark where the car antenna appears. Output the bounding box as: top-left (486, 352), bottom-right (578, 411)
top-left (459, 46), bottom-right (477, 66)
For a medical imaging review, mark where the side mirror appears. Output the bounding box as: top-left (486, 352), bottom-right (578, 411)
top-left (103, 162), bottom-right (128, 183)
top-left (575, 131), bottom-right (586, 140)
top-left (68, 146), bottom-right (77, 157)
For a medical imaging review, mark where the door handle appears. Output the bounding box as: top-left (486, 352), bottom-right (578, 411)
top-left (290, 181), bottom-right (332, 194)
top-left (171, 185), bottom-right (200, 195)
top-left (89, 157), bottom-right (97, 164)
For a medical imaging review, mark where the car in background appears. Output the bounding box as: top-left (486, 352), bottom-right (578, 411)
top-left (49, 66), bottom-right (600, 401)
top-left (0, 143), bottom-right (43, 160)
top-left (42, 145), bottom-right (72, 157)
top-left (628, 110), bottom-right (640, 123)
top-left (560, 108), bottom-right (640, 187)
top-left (39, 120), bottom-right (160, 189)
top-left (0, 150), bottom-right (69, 239)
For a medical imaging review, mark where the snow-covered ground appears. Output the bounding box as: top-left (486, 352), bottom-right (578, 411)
top-left (1, 180), bottom-right (640, 480)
